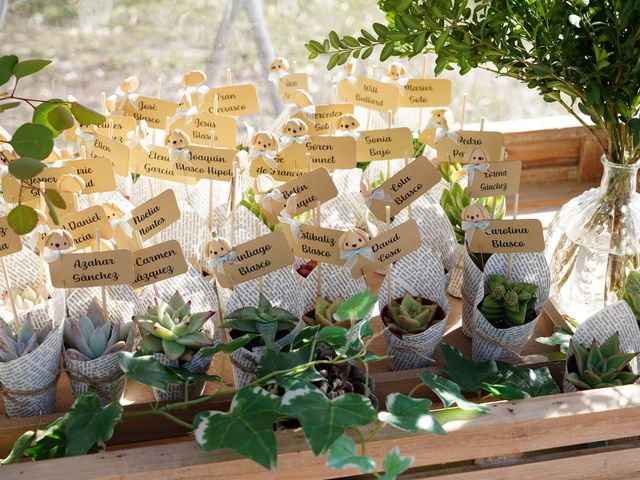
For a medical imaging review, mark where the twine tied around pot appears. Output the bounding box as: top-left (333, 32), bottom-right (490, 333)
top-left (0, 371), bottom-right (61, 407)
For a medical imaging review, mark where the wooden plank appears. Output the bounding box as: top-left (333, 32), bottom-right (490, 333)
top-left (3, 384), bottom-right (640, 480)
top-left (521, 165), bottom-right (577, 184)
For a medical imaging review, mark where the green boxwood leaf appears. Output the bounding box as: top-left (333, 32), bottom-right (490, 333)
top-left (118, 352), bottom-right (181, 391)
top-left (441, 344), bottom-right (500, 392)
top-left (380, 42), bottom-right (395, 61)
top-left (0, 55), bottom-right (18, 86)
top-left (326, 435), bottom-right (376, 474)
top-left (329, 31), bottom-right (341, 49)
top-left (8, 205), bottom-right (38, 235)
top-left (280, 385), bottom-right (377, 455)
top-left (70, 102), bottom-right (106, 125)
top-left (10, 123), bottom-right (53, 160)
top-left (48, 105), bottom-right (75, 131)
top-left (62, 392), bottom-right (122, 456)
top-left (420, 371), bottom-right (491, 412)
top-left (8, 157), bottom-right (46, 180)
top-left (379, 447), bottom-right (414, 480)
top-left (194, 387), bottom-right (281, 469)
top-left (379, 393), bottom-right (446, 434)
top-left (13, 59), bottom-right (51, 79)
top-left (0, 101), bottom-right (20, 112)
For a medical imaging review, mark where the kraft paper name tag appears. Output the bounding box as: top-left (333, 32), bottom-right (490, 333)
top-left (95, 115), bottom-right (137, 143)
top-left (0, 217), bottom-right (22, 257)
top-left (50, 249), bottom-right (134, 288)
top-left (356, 127), bottom-right (413, 162)
top-left (206, 84), bottom-right (260, 116)
top-left (130, 145), bottom-right (197, 185)
top-left (92, 133), bottom-right (130, 177)
top-left (171, 111), bottom-right (237, 149)
top-left (398, 79), bottom-right (452, 107)
top-left (279, 73), bottom-right (308, 103)
top-left (349, 219), bottom-right (421, 277)
top-left (249, 150), bottom-right (304, 181)
top-left (278, 136), bottom-right (357, 171)
top-left (123, 95), bottom-right (179, 129)
top-left (436, 131), bottom-right (504, 163)
top-left (307, 103), bottom-right (354, 135)
top-left (2, 167), bottom-right (76, 203)
top-left (175, 145), bottom-right (236, 180)
top-left (132, 240), bottom-right (188, 288)
top-left (339, 76), bottom-right (399, 112)
top-left (293, 224), bottom-right (345, 266)
top-left (215, 230), bottom-right (295, 288)
top-left (60, 206), bottom-right (114, 249)
top-left (61, 158), bottom-right (116, 194)
top-left (263, 167), bottom-right (338, 224)
top-left (468, 219), bottom-right (544, 253)
top-left (369, 156), bottom-right (441, 220)
top-left (129, 189), bottom-right (180, 241)
top-left (467, 161), bottom-right (522, 198)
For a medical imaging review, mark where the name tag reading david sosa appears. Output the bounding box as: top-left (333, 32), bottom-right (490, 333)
top-left (468, 219), bottom-right (544, 254)
top-left (132, 240), bottom-right (188, 288)
top-left (50, 250), bottom-right (135, 288)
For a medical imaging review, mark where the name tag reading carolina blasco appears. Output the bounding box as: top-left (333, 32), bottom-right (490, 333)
top-left (50, 250), bottom-right (134, 288)
top-left (132, 240), bottom-right (188, 288)
top-left (467, 161), bottom-right (522, 198)
top-left (468, 219), bottom-right (544, 254)
top-left (215, 230), bottom-right (294, 289)
top-left (356, 128), bottom-right (413, 162)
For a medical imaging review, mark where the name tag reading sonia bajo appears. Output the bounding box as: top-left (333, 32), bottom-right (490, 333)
top-left (214, 231), bottom-right (294, 289)
top-left (356, 128), bottom-right (413, 162)
top-left (468, 219), bottom-right (544, 254)
top-left (50, 250), bottom-right (135, 288)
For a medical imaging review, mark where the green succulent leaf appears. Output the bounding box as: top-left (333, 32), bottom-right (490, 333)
top-left (0, 55), bottom-right (18, 86)
top-left (200, 333), bottom-right (259, 357)
top-left (8, 157), bottom-right (46, 179)
top-left (10, 123), bottom-right (53, 160)
top-left (325, 435), bottom-right (376, 474)
top-left (118, 352), bottom-right (181, 391)
top-left (13, 59), bottom-right (51, 79)
top-left (420, 371), bottom-right (491, 412)
top-left (379, 447), bottom-right (414, 480)
top-left (441, 344), bottom-right (500, 393)
top-left (8, 204), bottom-right (39, 235)
top-left (379, 393), bottom-right (446, 434)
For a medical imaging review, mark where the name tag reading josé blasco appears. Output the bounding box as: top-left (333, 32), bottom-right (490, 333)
top-left (467, 161), bottom-right (522, 198)
top-left (175, 145), bottom-right (236, 181)
top-left (128, 189), bottom-right (180, 241)
top-left (339, 75), bottom-right (399, 112)
top-left (2, 166), bottom-right (76, 203)
top-left (369, 156), bottom-right (441, 220)
top-left (122, 96), bottom-right (179, 129)
top-left (356, 128), bottom-right (413, 162)
top-left (398, 79), bottom-right (452, 108)
top-left (171, 111), bottom-right (237, 149)
top-left (130, 145), bottom-right (197, 185)
top-left (49, 250), bottom-right (134, 288)
top-left (0, 217), bottom-right (22, 257)
top-left (280, 73), bottom-right (308, 103)
top-left (132, 240), bottom-right (188, 288)
top-left (94, 115), bottom-right (137, 143)
top-left (262, 167), bottom-right (339, 224)
top-left (92, 133), bottom-right (130, 177)
top-left (206, 84), bottom-right (260, 116)
top-left (61, 158), bottom-right (116, 194)
top-left (215, 231), bottom-right (295, 289)
top-left (60, 206), bottom-right (114, 249)
top-left (293, 225), bottom-right (345, 266)
top-left (348, 220), bottom-right (422, 278)
top-left (437, 131), bottom-right (504, 163)
top-left (278, 136), bottom-right (357, 171)
top-left (468, 219), bottom-right (545, 254)
top-left (305, 103), bottom-right (354, 135)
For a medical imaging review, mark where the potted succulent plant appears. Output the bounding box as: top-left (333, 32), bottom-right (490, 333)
top-left (310, 1), bottom-right (640, 324)
top-left (63, 298), bottom-right (133, 405)
top-left (135, 291), bottom-right (215, 401)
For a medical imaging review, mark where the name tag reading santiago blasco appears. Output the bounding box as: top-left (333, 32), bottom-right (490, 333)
top-left (128, 189), bottom-right (181, 241)
top-left (123, 95), bottom-right (179, 129)
top-left (0, 217), bottom-right (22, 257)
top-left (468, 219), bottom-right (545, 254)
top-left (467, 161), bottom-right (522, 198)
top-left (206, 84), bottom-right (260, 116)
top-left (60, 206), bottom-right (114, 249)
top-left (92, 133), bottom-right (130, 177)
top-left (132, 239), bottom-right (188, 288)
top-left (437, 131), bottom-right (504, 163)
top-left (356, 127), bottom-right (413, 162)
top-left (369, 155), bottom-right (441, 220)
top-left (175, 145), bottom-right (237, 181)
top-left (50, 250), bottom-right (135, 288)
top-left (339, 75), bottom-right (399, 112)
top-left (215, 231), bottom-right (295, 288)
top-left (292, 225), bottom-right (345, 266)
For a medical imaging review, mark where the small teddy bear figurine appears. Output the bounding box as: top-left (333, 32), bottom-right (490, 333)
top-left (165, 129), bottom-right (192, 163)
top-left (382, 62), bottom-right (409, 91)
top-left (268, 57), bottom-right (290, 83)
top-left (205, 237), bottom-right (237, 274)
top-left (107, 76), bottom-right (140, 114)
top-left (359, 177), bottom-right (391, 208)
top-left (420, 108), bottom-right (461, 148)
top-left (173, 94), bottom-right (199, 125)
top-left (178, 70), bottom-right (209, 109)
top-left (465, 146), bottom-right (489, 164)
top-left (335, 113), bottom-right (361, 140)
top-left (75, 123), bottom-right (97, 153)
top-left (333, 59), bottom-right (358, 86)
top-left (280, 118), bottom-right (310, 148)
top-left (125, 121), bottom-right (151, 153)
top-left (44, 229), bottom-right (75, 263)
top-left (460, 204), bottom-right (491, 245)
top-left (249, 131), bottom-right (279, 169)
top-left (253, 174), bottom-right (284, 213)
top-left (338, 228), bottom-right (374, 271)
top-left (277, 193), bottom-right (303, 238)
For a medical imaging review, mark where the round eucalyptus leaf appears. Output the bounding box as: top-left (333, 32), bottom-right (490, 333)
top-left (12, 59), bottom-right (51, 79)
top-left (70, 102), bottom-right (105, 126)
top-left (10, 123), bottom-right (54, 160)
top-left (0, 55), bottom-right (18, 87)
top-left (8, 205), bottom-right (39, 235)
top-left (8, 157), bottom-right (46, 180)
top-left (48, 105), bottom-right (75, 131)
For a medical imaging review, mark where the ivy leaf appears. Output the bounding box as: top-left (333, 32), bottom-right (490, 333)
top-left (378, 393), bottom-right (446, 434)
top-left (481, 383), bottom-right (528, 400)
top-left (1, 430), bottom-right (36, 464)
top-left (536, 327), bottom-right (572, 355)
top-left (12, 59), bottom-right (51, 79)
top-left (168, 367), bottom-right (222, 384)
top-left (0, 101), bottom-right (20, 112)
top-left (379, 447), bottom-right (414, 480)
top-left (254, 344), bottom-right (324, 387)
top-left (48, 104), bottom-right (75, 131)
top-left (194, 387), bottom-right (281, 469)
top-left (8, 157), bottom-right (46, 179)
top-left (0, 55), bottom-right (18, 86)
top-left (8, 205), bottom-right (38, 235)
top-left (118, 352), bottom-right (181, 392)
top-left (22, 420), bottom-right (67, 461)
top-left (199, 333), bottom-right (259, 357)
top-left (10, 123), bottom-right (54, 160)
top-left (441, 344), bottom-right (500, 393)
top-left (325, 435), bottom-right (376, 474)
top-left (420, 371), bottom-right (491, 412)
top-left (70, 102), bottom-right (106, 125)
top-left (280, 384), bottom-right (377, 455)
top-left (482, 362), bottom-right (560, 399)
top-left (63, 392), bottom-right (123, 456)
top-left (334, 288), bottom-right (378, 322)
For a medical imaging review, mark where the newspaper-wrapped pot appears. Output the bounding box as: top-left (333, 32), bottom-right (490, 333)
top-left (0, 293), bottom-right (65, 417)
top-left (62, 286), bottom-right (138, 404)
top-left (447, 244), bottom-right (465, 298)
top-left (378, 247), bottom-right (449, 371)
top-left (460, 247), bottom-right (483, 337)
top-left (469, 252), bottom-right (550, 362)
top-left (563, 301), bottom-right (640, 393)
top-left (226, 267), bottom-right (304, 388)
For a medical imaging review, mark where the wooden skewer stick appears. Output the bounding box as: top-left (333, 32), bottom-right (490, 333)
top-left (404, 151), bottom-right (412, 220)
top-left (385, 205), bottom-right (393, 306)
top-left (386, 110), bottom-right (393, 180)
top-left (208, 129), bottom-right (216, 231)
top-left (460, 93), bottom-right (468, 130)
top-left (1, 257), bottom-right (20, 327)
top-left (38, 181), bottom-right (46, 298)
top-left (230, 159), bottom-right (239, 246)
top-left (331, 85), bottom-right (338, 105)
top-left (101, 92), bottom-right (108, 115)
top-left (95, 228), bottom-right (108, 319)
top-left (315, 200), bottom-right (322, 298)
top-left (480, 117), bottom-right (485, 132)
top-left (292, 61), bottom-right (298, 74)
top-left (365, 65), bottom-right (376, 130)
top-left (417, 55), bottom-right (427, 131)
top-left (226, 68), bottom-right (232, 87)
top-left (507, 191), bottom-right (520, 281)
top-left (155, 77), bottom-right (162, 98)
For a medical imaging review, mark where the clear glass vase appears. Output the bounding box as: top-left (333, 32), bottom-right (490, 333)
top-left (546, 156), bottom-right (640, 323)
